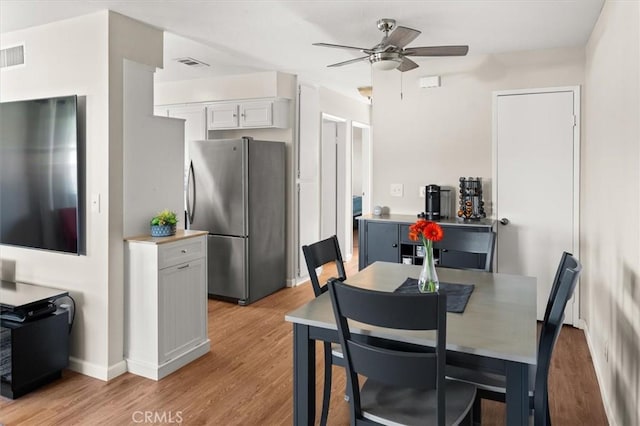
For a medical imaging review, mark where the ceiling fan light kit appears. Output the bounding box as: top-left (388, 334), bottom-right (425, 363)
top-left (370, 52), bottom-right (402, 70)
top-left (314, 18), bottom-right (469, 73)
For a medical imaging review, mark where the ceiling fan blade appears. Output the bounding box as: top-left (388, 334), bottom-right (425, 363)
top-left (384, 26), bottom-right (421, 49)
top-left (313, 42), bottom-right (368, 52)
top-left (404, 45), bottom-right (469, 57)
top-left (397, 57), bottom-right (419, 72)
top-left (327, 56), bottom-right (370, 68)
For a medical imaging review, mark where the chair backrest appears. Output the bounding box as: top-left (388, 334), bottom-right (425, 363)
top-left (543, 251), bottom-right (572, 325)
top-left (327, 278), bottom-right (447, 425)
top-left (302, 235), bottom-right (346, 296)
top-left (534, 254), bottom-right (582, 426)
top-left (434, 230), bottom-right (496, 272)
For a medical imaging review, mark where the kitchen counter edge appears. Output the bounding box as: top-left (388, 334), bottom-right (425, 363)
top-left (124, 229), bottom-right (209, 244)
top-left (357, 214), bottom-right (495, 228)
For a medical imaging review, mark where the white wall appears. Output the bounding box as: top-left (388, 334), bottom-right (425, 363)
top-left (0, 11), bottom-right (164, 380)
top-left (582, 1), bottom-right (640, 425)
top-left (123, 59), bottom-right (184, 237)
top-left (371, 47), bottom-right (585, 215)
top-left (296, 84), bottom-right (370, 276)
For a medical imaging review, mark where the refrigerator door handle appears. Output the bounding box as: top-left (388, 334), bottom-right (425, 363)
top-left (187, 161), bottom-right (196, 225)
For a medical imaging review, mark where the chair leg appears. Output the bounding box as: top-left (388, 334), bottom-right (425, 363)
top-left (320, 344), bottom-right (333, 426)
top-left (472, 396), bottom-right (482, 426)
top-left (546, 405), bottom-right (551, 426)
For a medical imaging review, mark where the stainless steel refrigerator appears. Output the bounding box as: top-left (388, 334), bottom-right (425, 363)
top-left (187, 137), bottom-right (285, 305)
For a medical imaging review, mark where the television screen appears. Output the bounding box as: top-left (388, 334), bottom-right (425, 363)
top-left (0, 95), bottom-right (84, 254)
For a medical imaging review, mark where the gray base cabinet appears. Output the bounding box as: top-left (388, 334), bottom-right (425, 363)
top-left (358, 215), bottom-right (494, 271)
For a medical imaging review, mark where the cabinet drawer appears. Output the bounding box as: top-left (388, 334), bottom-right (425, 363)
top-left (159, 237), bottom-right (205, 269)
top-left (399, 224), bottom-right (414, 244)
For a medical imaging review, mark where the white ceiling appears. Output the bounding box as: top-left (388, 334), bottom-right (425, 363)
top-left (0, 0), bottom-right (604, 100)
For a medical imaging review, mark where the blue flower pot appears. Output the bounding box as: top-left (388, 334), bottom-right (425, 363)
top-left (151, 224), bottom-right (176, 237)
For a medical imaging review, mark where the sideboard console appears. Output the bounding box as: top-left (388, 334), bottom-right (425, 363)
top-left (1, 281), bottom-right (69, 399)
top-left (358, 214), bottom-right (495, 271)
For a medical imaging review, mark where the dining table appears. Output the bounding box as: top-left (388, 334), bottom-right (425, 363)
top-left (285, 261), bottom-right (537, 426)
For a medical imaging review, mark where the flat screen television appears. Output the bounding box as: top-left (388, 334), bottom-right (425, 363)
top-left (0, 95), bottom-right (85, 254)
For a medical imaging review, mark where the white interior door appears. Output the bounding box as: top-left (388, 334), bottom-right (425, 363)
top-left (321, 120), bottom-right (337, 240)
top-left (494, 88), bottom-right (579, 324)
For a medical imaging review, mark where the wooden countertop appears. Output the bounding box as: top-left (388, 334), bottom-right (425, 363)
top-left (125, 229), bottom-right (208, 244)
top-left (358, 214), bottom-right (495, 228)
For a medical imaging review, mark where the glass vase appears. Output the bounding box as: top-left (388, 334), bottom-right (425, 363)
top-left (418, 240), bottom-right (439, 293)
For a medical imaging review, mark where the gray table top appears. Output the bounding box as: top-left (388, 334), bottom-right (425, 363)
top-left (286, 262), bottom-right (537, 365)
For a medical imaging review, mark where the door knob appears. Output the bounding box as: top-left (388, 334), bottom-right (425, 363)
top-left (500, 218), bottom-right (510, 225)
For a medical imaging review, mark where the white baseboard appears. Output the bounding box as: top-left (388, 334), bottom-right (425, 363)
top-left (126, 339), bottom-right (210, 380)
top-left (289, 275), bottom-right (311, 287)
top-left (286, 277), bottom-right (298, 287)
top-left (582, 321), bottom-right (615, 426)
top-left (68, 357), bottom-right (127, 381)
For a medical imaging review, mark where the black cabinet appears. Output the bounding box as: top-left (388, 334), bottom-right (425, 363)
top-left (359, 221), bottom-right (400, 269)
top-left (1, 311), bottom-right (69, 399)
top-left (358, 215), bottom-right (494, 271)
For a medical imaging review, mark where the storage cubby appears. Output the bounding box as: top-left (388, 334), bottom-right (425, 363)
top-left (1, 311), bottom-right (69, 399)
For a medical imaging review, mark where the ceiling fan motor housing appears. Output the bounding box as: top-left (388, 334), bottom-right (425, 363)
top-left (377, 18), bottom-right (396, 33)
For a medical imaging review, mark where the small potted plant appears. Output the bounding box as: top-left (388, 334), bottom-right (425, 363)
top-left (150, 209), bottom-right (178, 237)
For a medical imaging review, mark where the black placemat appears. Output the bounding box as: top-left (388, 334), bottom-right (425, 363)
top-left (394, 278), bottom-right (475, 313)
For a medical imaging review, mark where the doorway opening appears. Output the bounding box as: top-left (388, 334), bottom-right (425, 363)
top-left (321, 114), bottom-right (347, 258)
top-left (351, 122), bottom-right (371, 261)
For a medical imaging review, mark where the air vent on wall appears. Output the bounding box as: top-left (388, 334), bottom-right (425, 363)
top-left (0, 45), bottom-right (25, 68)
top-left (174, 57), bottom-right (209, 67)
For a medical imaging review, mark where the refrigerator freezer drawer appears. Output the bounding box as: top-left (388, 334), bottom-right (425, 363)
top-left (207, 235), bottom-right (247, 300)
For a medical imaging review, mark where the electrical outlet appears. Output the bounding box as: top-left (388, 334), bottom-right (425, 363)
top-left (419, 186), bottom-right (426, 198)
top-left (390, 183), bottom-right (404, 197)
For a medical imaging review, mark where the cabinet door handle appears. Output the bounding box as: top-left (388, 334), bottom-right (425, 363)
top-left (177, 264), bottom-right (190, 270)
top-left (181, 249), bottom-right (187, 253)
top-left (392, 243), bottom-right (398, 248)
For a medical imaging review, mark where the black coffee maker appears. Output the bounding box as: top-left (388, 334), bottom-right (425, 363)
top-left (425, 184), bottom-right (441, 220)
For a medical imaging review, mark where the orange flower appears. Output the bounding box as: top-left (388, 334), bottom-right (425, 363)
top-left (408, 219), bottom-right (427, 241)
top-left (423, 221), bottom-right (444, 242)
top-left (408, 219), bottom-right (444, 242)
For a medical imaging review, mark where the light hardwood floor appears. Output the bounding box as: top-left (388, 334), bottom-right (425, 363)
top-left (0, 241), bottom-right (607, 425)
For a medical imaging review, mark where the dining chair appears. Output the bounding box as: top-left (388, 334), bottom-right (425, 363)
top-left (446, 253), bottom-right (582, 426)
top-left (302, 235), bottom-right (346, 426)
top-left (434, 230), bottom-right (496, 272)
top-left (327, 278), bottom-right (477, 426)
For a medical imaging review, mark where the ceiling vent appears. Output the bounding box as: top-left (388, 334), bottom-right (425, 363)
top-left (1, 45), bottom-right (25, 68)
top-left (174, 57), bottom-right (209, 68)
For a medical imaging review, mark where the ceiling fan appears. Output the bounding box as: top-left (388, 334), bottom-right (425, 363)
top-left (314, 18), bottom-right (469, 72)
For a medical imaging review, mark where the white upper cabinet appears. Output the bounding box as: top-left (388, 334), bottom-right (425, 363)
top-left (207, 103), bottom-right (240, 129)
top-left (240, 100), bottom-right (273, 127)
top-left (206, 98), bottom-right (289, 130)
